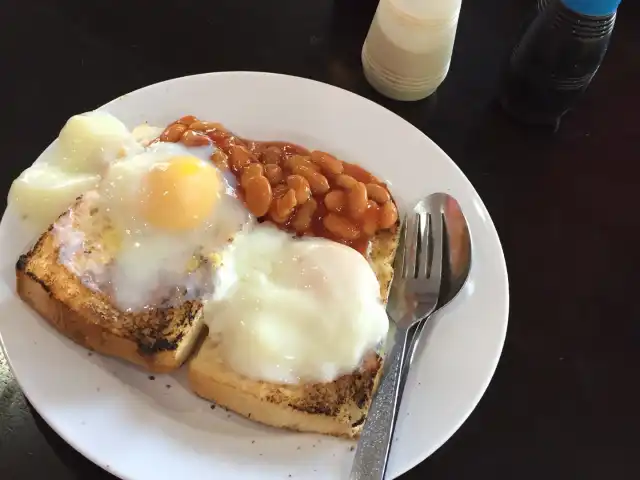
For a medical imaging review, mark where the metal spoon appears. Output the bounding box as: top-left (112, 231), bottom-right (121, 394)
top-left (350, 193), bottom-right (472, 480)
top-left (400, 193), bottom-right (472, 394)
top-left (351, 194), bottom-right (445, 480)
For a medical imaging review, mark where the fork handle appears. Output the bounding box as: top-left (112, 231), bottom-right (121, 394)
top-left (350, 326), bottom-right (410, 480)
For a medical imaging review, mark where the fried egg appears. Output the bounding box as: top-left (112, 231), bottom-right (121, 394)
top-left (83, 142), bottom-right (252, 311)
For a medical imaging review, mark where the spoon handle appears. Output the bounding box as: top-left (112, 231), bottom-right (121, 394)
top-left (400, 317), bottom-right (428, 392)
top-left (350, 326), bottom-right (410, 480)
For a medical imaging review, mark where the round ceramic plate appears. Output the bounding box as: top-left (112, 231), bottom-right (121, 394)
top-left (0, 72), bottom-right (508, 480)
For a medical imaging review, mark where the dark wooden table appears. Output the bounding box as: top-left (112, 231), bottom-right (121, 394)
top-left (1, 0), bottom-right (639, 478)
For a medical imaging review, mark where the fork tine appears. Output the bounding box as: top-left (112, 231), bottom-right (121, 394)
top-left (428, 198), bottom-right (444, 283)
top-left (404, 211), bottom-right (420, 278)
top-left (394, 214), bottom-right (408, 278)
top-left (417, 211), bottom-right (430, 278)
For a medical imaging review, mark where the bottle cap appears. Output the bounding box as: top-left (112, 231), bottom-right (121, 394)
top-left (562, 0), bottom-right (621, 16)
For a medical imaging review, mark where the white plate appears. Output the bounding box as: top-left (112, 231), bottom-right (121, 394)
top-left (0, 72), bottom-right (508, 480)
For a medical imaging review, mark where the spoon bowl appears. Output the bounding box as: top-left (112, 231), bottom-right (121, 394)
top-left (439, 193), bottom-right (473, 309)
top-left (401, 192), bottom-right (472, 387)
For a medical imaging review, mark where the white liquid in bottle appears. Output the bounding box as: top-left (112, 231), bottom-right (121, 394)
top-left (362, 0), bottom-right (463, 101)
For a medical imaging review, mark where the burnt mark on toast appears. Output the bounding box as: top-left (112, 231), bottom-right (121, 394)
top-left (288, 402), bottom-right (334, 416)
top-left (134, 302), bottom-right (199, 355)
top-left (351, 415), bottom-right (366, 428)
top-left (17, 201), bottom-right (206, 369)
top-left (137, 336), bottom-right (180, 355)
top-left (283, 354), bottom-right (382, 419)
top-left (16, 226), bottom-right (51, 273)
top-left (25, 271), bottom-right (52, 295)
top-left (16, 254), bottom-right (28, 272)
top-left (354, 377), bottom-right (374, 409)
top-left (16, 218), bottom-right (61, 290)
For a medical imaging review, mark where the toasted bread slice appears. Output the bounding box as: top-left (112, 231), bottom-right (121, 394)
top-left (188, 224), bottom-right (400, 438)
top-left (15, 198), bottom-right (205, 373)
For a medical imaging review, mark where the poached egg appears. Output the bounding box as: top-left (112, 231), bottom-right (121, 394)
top-left (204, 224), bottom-right (389, 384)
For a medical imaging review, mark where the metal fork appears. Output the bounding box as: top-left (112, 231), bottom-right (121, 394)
top-left (350, 195), bottom-right (444, 480)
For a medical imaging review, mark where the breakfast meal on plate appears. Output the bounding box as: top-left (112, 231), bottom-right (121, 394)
top-left (10, 111), bottom-right (400, 437)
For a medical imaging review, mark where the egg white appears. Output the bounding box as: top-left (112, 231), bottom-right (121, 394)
top-left (88, 142), bottom-right (252, 311)
top-left (204, 224), bottom-right (389, 384)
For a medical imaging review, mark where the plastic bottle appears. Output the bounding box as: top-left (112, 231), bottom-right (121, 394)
top-left (361, 0), bottom-right (462, 101)
top-left (500, 0), bottom-right (621, 129)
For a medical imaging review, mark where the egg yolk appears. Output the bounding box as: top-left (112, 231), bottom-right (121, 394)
top-left (142, 155), bottom-right (220, 231)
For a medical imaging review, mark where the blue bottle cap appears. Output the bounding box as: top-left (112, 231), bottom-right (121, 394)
top-left (562, 0), bottom-right (621, 16)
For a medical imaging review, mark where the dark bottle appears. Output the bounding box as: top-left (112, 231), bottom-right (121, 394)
top-left (500, 0), bottom-right (621, 130)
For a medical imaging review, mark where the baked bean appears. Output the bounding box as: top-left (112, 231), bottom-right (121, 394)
top-left (272, 184), bottom-right (289, 199)
top-left (240, 163), bottom-right (265, 189)
top-left (362, 200), bottom-right (380, 236)
top-left (229, 145), bottom-right (253, 172)
top-left (291, 197), bottom-right (317, 233)
top-left (336, 174), bottom-right (357, 190)
top-left (310, 150), bottom-right (344, 175)
top-left (366, 183), bottom-right (391, 204)
top-left (181, 129), bottom-right (211, 147)
top-left (160, 123), bottom-right (188, 142)
top-left (286, 175), bottom-right (311, 204)
top-left (269, 209), bottom-right (284, 224)
top-left (342, 162), bottom-right (378, 184)
top-left (244, 141), bottom-right (259, 153)
top-left (264, 164), bottom-right (284, 185)
top-left (244, 175), bottom-right (272, 217)
top-left (379, 201), bottom-right (399, 229)
top-left (348, 182), bottom-right (368, 219)
top-left (324, 190), bottom-right (346, 213)
top-left (291, 165), bottom-right (330, 194)
top-left (261, 146), bottom-right (283, 165)
top-left (207, 129), bottom-right (231, 145)
top-left (160, 116), bottom-right (396, 250)
top-left (211, 150), bottom-right (228, 170)
top-left (221, 136), bottom-right (240, 151)
top-left (285, 155), bottom-right (319, 172)
top-left (176, 115), bottom-right (198, 126)
top-left (189, 121), bottom-right (224, 132)
top-left (269, 202), bottom-right (289, 224)
top-left (323, 213), bottom-right (360, 240)
top-left (275, 188), bottom-right (297, 220)
top-left (243, 162), bottom-right (264, 176)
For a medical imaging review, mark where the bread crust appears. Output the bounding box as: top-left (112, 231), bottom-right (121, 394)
top-left (15, 203), bottom-right (205, 373)
top-left (189, 334), bottom-right (383, 438)
top-left (15, 194), bottom-right (399, 435)
top-left (188, 220), bottom-right (400, 437)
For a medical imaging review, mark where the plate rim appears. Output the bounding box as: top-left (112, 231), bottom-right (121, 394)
top-left (0, 71), bottom-right (509, 479)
